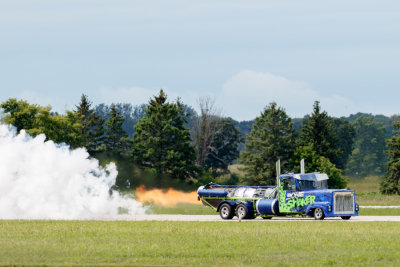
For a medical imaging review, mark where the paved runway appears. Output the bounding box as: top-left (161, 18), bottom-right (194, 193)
top-left (102, 214), bottom-right (400, 222)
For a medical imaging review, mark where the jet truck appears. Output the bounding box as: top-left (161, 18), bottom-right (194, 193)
top-left (197, 161), bottom-right (359, 220)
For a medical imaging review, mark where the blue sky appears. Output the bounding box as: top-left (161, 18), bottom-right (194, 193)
top-left (0, 1), bottom-right (399, 120)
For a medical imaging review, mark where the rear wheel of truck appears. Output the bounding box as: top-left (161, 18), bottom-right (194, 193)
top-left (262, 216), bottom-right (273, 220)
top-left (219, 203), bottom-right (234, 220)
top-left (341, 216), bottom-right (351, 220)
top-left (313, 208), bottom-right (325, 220)
top-left (236, 204), bottom-right (248, 219)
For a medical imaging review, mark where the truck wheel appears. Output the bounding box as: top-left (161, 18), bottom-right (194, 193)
top-left (313, 208), bottom-right (325, 220)
top-left (247, 214), bottom-right (256, 220)
top-left (236, 204), bottom-right (248, 219)
top-left (341, 216), bottom-right (351, 220)
top-left (219, 203), bottom-right (234, 220)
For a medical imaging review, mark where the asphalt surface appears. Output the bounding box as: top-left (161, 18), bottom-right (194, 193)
top-left (102, 214), bottom-right (400, 222)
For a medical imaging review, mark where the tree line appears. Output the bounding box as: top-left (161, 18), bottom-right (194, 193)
top-left (1, 90), bottom-right (400, 194)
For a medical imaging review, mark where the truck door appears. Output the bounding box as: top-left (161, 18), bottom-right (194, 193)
top-left (279, 177), bottom-right (297, 213)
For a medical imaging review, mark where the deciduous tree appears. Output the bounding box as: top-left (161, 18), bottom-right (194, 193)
top-left (331, 118), bottom-right (355, 169)
top-left (381, 117), bottom-right (400, 194)
top-left (204, 118), bottom-right (243, 173)
top-left (191, 97), bottom-right (222, 167)
top-left (1, 98), bottom-right (83, 147)
top-left (346, 116), bottom-right (386, 176)
top-left (291, 145), bottom-right (348, 189)
top-left (0, 98), bottom-right (39, 132)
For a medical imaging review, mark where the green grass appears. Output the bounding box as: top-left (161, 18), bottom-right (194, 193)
top-left (146, 203), bottom-right (400, 216)
top-left (228, 164), bottom-right (245, 176)
top-left (347, 175), bottom-right (400, 206)
top-left (347, 175), bottom-right (382, 193)
top-left (1, 220), bottom-right (400, 266)
top-left (359, 208), bottom-right (400, 216)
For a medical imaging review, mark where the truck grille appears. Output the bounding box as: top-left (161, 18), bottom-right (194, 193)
top-left (334, 192), bottom-right (354, 214)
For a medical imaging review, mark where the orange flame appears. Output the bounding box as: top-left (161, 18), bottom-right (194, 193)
top-left (135, 185), bottom-right (201, 206)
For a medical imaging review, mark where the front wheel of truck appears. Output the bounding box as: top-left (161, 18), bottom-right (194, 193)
top-left (313, 208), bottom-right (325, 220)
top-left (219, 203), bottom-right (234, 220)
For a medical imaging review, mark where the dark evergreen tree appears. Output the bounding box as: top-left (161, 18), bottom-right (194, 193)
top-left (346, 116), bottom-right (386, 176)
top-left (74, 94), bottom-right (105, 152)
top-left (381, 116), bottom-right (400, 194)
top-left (240, 102), bottom-right (295, 185)
top-left (299, 101), bottom-right (339, 163)
top-left (331, 118), bottom-right (356, 169)
top-left (95, 103), bottom-right (147, 137)
top-left (205, 118), bottom-right (243, 172)
top-left (133, 89), bottom-right (198, 181)
top-left (104, 104), bottom-right (130, 152)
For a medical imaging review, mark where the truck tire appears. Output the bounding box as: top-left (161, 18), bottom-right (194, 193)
top-left (262, 216), bottom-right (273, 220)
top-left (219, 203), bottom-right (234, 220)
top-left (313, 208), bottom-right (325, 220)
top-left (247, 213), bottom-right (256, 220)
top-left (236, 204), bottom-right (248, 219)
top-left (341, 216), bottom-right (351, 220)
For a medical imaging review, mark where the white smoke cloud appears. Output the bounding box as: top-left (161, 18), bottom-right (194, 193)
top-left (0, 124), bottom-right (145, 219)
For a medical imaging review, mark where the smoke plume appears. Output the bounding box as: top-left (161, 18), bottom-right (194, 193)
top-left (0, 124), bottom-right (145, 219)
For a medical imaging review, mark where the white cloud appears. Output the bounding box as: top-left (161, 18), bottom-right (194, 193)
top-left (218, 70), bottom-right (357, 120)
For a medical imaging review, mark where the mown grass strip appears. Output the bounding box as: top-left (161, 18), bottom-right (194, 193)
top-left (147, 203), bottom-right (400, 216)
top-left (359, 208), bottom-right (400, 216)
top-left (0, 220), bottom-right (400, 266)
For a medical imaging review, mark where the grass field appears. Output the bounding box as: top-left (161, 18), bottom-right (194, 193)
top-left (347, 175), bottom-right (400, 206)
top-left (1, 220), bottom-right (400, 266)
top-left (146, 203), bottom-right (400, 216)
top-left (359, 208), bottom-right (400, 216)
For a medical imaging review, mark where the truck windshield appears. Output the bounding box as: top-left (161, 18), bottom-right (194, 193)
top-left (297, 180), bottom-right (328, 190)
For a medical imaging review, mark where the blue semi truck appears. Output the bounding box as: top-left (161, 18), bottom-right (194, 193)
top-left (197, 161), bottom-right (359, 220)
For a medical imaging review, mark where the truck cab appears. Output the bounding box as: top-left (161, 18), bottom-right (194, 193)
top-left (278, 173), bottom-right (359, 219)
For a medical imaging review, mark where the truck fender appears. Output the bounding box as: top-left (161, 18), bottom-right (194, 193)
top-left (306, 205), bottom-right (328, 216)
